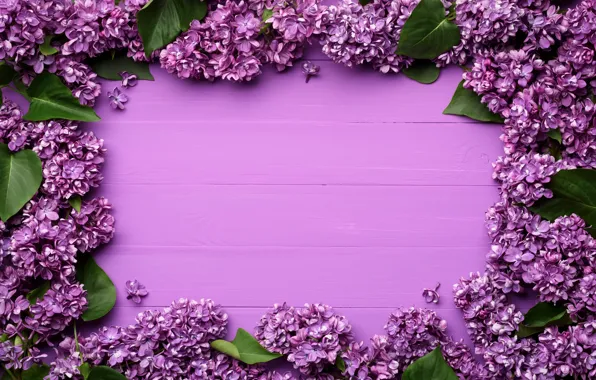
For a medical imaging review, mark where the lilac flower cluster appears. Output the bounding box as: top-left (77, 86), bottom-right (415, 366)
top-left (159, 0), bottom-right (326, 82)
top-left (317, 0), bottom-right (418, 73)
top-left (48, 298), bottom-right (292, 380)
top-left (0, 99), bottom-right (114, 370)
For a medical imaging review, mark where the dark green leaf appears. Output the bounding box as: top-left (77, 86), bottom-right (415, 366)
top-left (0, 62), bottom-right (16, 87)
top-left (39, 36), bottom-right (59, 56)
top-left (87, 366), bottom-right (126, 380)
top-left (402, 347), bottom-right (458, 380)
top-left (0, 144), bottom-right (42, 222)
top-left (530, 169), bottom-right (596, 237)
top-left (516, 302), bottom-right (573, 337)
top-left (21, 364), bottom-right (50, 380)
top-left (79, 363), bottom-right (91, 380)
top-left (24, 73), bottom-right (100, 122)
top-left (137, 0), bottom-right (208, 57)
top-left (403, 60), bottom-right (441, 84)
top-left (89, 52), bottom-right (154, 81)
top-left (76, 255), bottom-right (116, 321)
top-left (548, 129), bottom-right (562, 144)
top-left (359, 0), bottom-right (372, 5)
top-left (516, 324), bottom-right (544, 338)
top-left (26, 281), bottom-right (51, 304)
top-left (443, 80), bottom-right (504, 123)
top-left (397, 0), bottom-right (460, 59)
top-left (523, 302), bottom-right (568, 328)
top-left (336, 356), bottom-right (346, 373)
top-left (211, 328), bottom-right (283, 365)
top-left (69, 195), bottom-right (82, 213)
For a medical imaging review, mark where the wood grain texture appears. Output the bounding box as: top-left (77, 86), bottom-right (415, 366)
top-left (8, 52), bottom-right (503, 351)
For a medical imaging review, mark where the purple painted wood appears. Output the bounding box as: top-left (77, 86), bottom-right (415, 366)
top-left (13, 58), bottom-right (505, 346)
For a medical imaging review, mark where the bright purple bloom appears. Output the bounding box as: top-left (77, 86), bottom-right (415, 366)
top-left (125, 279), bottom-right (148, 304)
top-left (107, 87), bottom-right (128, 110)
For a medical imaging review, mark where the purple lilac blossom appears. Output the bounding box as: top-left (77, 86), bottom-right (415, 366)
top-left (124, 279), bottom-right (148, 303)
top-left (107, 87), bottom-right (128, 110)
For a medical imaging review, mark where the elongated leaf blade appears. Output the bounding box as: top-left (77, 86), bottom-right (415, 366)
top-left (0, 144), bottom-right (42, 222)
top-left (24, 73), bottom-right (100, 122)
top-left (76, 255), bottom-right (116, 321)
top-left (87, 366), bottom-right (127, 380)
top-left (530, 169), bottom-right (596, 237)
top-left (211, 328), bottom-right (282, 365)
top-left (89, 53), bottom-right (154, 81)
top-left (397, 0), bottom-right (460, 59)
top-left (137, 0), bottom-right (207, 57)
top-left (402, 347), bottom-right (458, 380)
top-left (443, 80), bottom-right (504, 123)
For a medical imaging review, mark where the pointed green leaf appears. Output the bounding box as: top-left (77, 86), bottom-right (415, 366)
top-left (530, 169), bottom-right (596, 237)
top-left (79, 363), bottom-right (91, 380)
top-left (0, 144), bottom-right (42, 222)
top-left (24, 73), bottom-right (100, 122)
top-left (211, 328), bottom-right (283, 365)
top-left (89, 52), bottom-right (154, 81)
top-left (137, 0), bottom-right (208, 57)
top-left (402, 347), bottom-right (458, 380)
top-left (397, 0), bottom-right (460, 59)
top-left (336, 356), bottom-right (346, 373)
top-left (76, 255), bottom-right (116, 321)
top-left (523, 302), bottom-right (568, 328)
top-left (26, 281), bottom-right (51, 304)
top-left (548, 129), bottom-right (562, 144)
top-left (87, 366), bottom-right (126, 380)
top-left (516, 302), bottom-right (573, 338)
top-left (39, 36), bottom-right (59, 56)
top-left (403, 60), bottom-right (441, 84)
top-left (443, 80), bottom-right (504, 123)
top-left (22, 364), bottom-right (50, 380)
top-left (69, 195), bottom-right (82, 212)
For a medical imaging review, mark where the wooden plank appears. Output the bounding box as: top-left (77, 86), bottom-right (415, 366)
top-left (98, 121), bottom-right (501, 186)
top-left (99, 184), bottom-right (497, 247)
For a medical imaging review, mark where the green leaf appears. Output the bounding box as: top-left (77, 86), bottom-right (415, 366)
top-left (76, 255), bottom-right (116, 321)
top-left (548, 129), bottom-right (562, 144)
top-left (397, 0), bottom-right (460, 60)
top-left (443, 80), bottom-right (504, 123)
top-left (137, 0), bottom-right (208, 57)
top-left (0, 144), bottom-right (42, 222)
top-left (211, 328), bottom-right (283, 365)
top-left (69, 195), bottom-right (82, 212)
top-left (39, 35), bottom-right (59, 56)
top-left (336, 356), bottom-right (346, 373)
top-left (89, 52), bottom-right (154, 81)
top-left (79, 363), bottom-right (91, 380)
top-left (403, 60), bottom-right (441, 84)
top-left (0, 62), bottom-right (16, 87)
top-left (26, 281), bottom-right (51, 304)
top-left (516, 324), bottom-right (544, 338)
top-left (523, 302), bottom-right (568, 328)
top-left (530, 169), bottom-right (596, 237)
top-left (24, 73), bottom-right (100, 122)
top-left (402, 347), bottom-right (458, 380)
top-left (87, 366), bottom-right (126, 380)
top-left (359, 0), bottom-right (372, 5)
top-left (21, 364), bottom-right (50, 380)
top-left (516, 302), bottom-right (573, 338)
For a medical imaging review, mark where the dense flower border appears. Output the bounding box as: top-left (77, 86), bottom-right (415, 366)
top-left (1, 0), bottom-right (596, 378)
